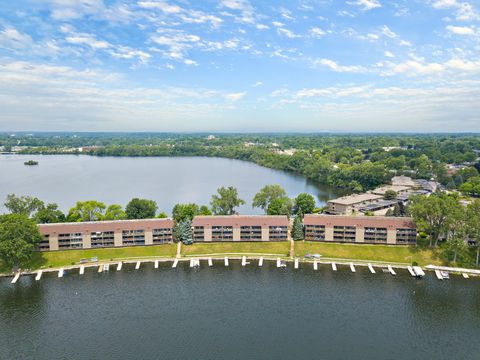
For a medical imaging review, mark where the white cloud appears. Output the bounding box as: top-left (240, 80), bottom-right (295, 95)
top-left (0, 27), bottom-right (32, 50)
top-left (220, 0), bottom-right (256, 24)
top-left (309, 27), bottom-right (326, 38)
top-left (225, 92), bottom-right (246, 101)
top-left (349, 0), bottom-right (382, 11)
top-left (446, 25), bottom-right (475, 35)
top-left (277, 28), bottom-right (301, 39)
top-left (432, 0), bottom-right (480, 21)
top-left (272, 21), bottom-right (284, 27)
top-left (253, 81), bottom-right (263, 87)
top-left (384, 51), bottom-right (394, 58)
top-left (314, 58), bottom-right (366, 73)
top-left (380, 25), bottom-right (397, 38)
top-left (49, 0), bottom-right (105, 20)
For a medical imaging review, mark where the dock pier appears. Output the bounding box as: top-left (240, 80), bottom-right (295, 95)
top-left (224, 257), bottom-right (229, 266)
top-left (208, 258), bottom-right (213, 267)
top-left (435, 269), bottom-right (444, 280)
top-left (97, 265), bottom-right (103, 273)
top-left (117, 262), bottom-right (123, 271)
top-left (35, 270), bottom-right (43, 281)
top-left (350, 263), bottom-right (356, 273)
top-left (313, 261), bottom-right (318, 270)
top-left (407, 266), bottom-right (416, 277)
top-left (387, 265), bottom-right (396, 276)
top-left (276, 258), bottom-right (281, 268)
top-left (368, 263), bottom-right (376, 274)
top-left (332, 262), bottom-right (337, 271)
top-left (79, 265), bottom-right (84, 275)
top-left (258, 257), bottom-right (263, 267)
top-left (58, 268), bottom-right (64, 278)
top-left (11, 272), bottom-right (20, 284)
top-left (241, 256), bottom-right (247, 266)
top-left (294, 258), bottom-right (299, 269)
top-left (172, 259), bottom-right (179, 268)
top-left (135, 261), bottom-right (141, 270)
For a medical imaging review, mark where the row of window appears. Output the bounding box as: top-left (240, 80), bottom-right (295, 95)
top-left (304, 225), bottom-right (417, 243)
top-left (193, 226), bottom-right (288, 241)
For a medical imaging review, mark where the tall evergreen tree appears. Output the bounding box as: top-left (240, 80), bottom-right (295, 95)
top-left (291, 215), bottom-right (304, 241)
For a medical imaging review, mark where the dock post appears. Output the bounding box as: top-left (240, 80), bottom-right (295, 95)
top-left (135, 261), bottom-right (141, 270)
top-left (276, 258), bottom-right (281, 268)
top-left (313, 261), bottom-right (318, 271)
top-left (208, 258), bottom-right (213, 267)
top-left (58, 268), bottom-right (64, 278)
top-left (294, 258), bottom-right (299, 269)
top-left (368, 263), bottom-right (376, 274)
top-left (241, 256), bottom-right (247, 266)
top-left (172, 259), bottom-right (179, 268)
top-left (224, 257), bottom-right (229, 266)
top-left (331, 262), bottom-right (337, 271)
top-left (387, 265), bottom-right (396, 276)
top-left (11, 272), bottom-right (20, 284)
top-left (259, 257), bottom-right (263, 267)
top-left (79, 265), bottom-right (85, 275)
top-left (350, 263), bottom-right (356, 273)
top-left (98, 264), bottom-right (103, 273)
top-left (117, 262), bottom-right (123, 271)
top-left (154, 260), bottom-right (159, 269)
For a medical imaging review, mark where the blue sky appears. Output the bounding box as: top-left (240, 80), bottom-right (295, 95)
top-left (0, 0), bottom-right (479, 132)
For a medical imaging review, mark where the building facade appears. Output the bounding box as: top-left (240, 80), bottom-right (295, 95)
top-left (304, 215), bottom-right (417, 245)
top-left (327, 193), bottom-right (384, 215)
top-left (38, 218), bottom-right (174, 251)
top-left (191, 215), bottom-right (289, 242)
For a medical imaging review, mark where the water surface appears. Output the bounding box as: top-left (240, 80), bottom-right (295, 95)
top-left (0, 262), bottom-right (479, 360)
top-left (0, 155), bottom-right (339, 214)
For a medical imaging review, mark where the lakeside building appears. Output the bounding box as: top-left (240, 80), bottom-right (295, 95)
top-left (191, 215), bottom-right (289, 242)
top-left (326, 193), bottom-right (384, 215)
top-left (371, 185), bottom-right (411, 197)
top-left (304, 214), bottom-right (417, 245)
top-left (38, 218), bottom-right (174, 251)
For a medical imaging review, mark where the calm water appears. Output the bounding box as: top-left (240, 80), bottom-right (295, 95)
top-left (1, 262), bottom-right (479, 360)
top-left (0, 155), bottom-right (339, 214)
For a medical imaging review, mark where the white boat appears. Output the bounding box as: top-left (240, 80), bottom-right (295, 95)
top-left (279, 260), bottom-right (287, 268)
top-left (440, 271), bottom-right (450, 279)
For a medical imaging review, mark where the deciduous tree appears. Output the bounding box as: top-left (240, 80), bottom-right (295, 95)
top-left (211, 186), bottom-right (245, 215)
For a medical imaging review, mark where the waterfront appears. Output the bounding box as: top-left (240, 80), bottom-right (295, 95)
top-left (0, 155), bottom-right (340, 214)
top-left (1, 262), bottom-right (479, 360)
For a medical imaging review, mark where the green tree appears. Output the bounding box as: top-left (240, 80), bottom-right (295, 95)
top-left (267, 197), bottom-right (293, 216)
top-left (4, 194), bottom-right (44, 217)
top-left (67, 200), bottom-right (106, 222)
top-left (210, 186), bottom-right (245, 215)
top-left (293, 193), bottom-right (316, 215)
top-left (173, 219), bottom-right (193, 244)
top-left (157, 212), bottom-right (168, 218)
top-left (198, 205), bottom-right (212, 216)
top-left (384, 190), bottom-right (397, 200)
top-left (252, 185), bottom-right (288, 211)
top-left (291, 215), bottom-right (304, 240)
top-left (0, 214), bottom-right (42, 268)
top-left (467, 200), bottom-right (480, 265)
top-left (172, 203), bottom-right (200, 222)
top-left (103, 204), bottom-right (127, 220)
top-left (125, 198), bottom-right (158, 219)
top-left (409, 194), bottom-right (462, 247)
top-left (34, 203), bottom-right (65, 224)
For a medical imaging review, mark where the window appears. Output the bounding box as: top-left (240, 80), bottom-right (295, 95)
top-left (396, 228), bottom-right (417, 244)
top-left (240, 226), bottom-right (262, 241)
top-left (58, 232), bottom-right (84, 249)
top-left (211, 226), bottom-right (233, 241)
top-left (193, 226), bottom-right (204, 241)
top-left (305, 225), bottom-right (325, 241)
top-left (122, 229), bottom-right (145, 246)
top-left (153, 228), bottom-right (173, 244)
top-left (90, 231), bottom-right (114, 248)
top-left (269, 226), bottom-right (288, 241)
top-left (333, 226), bottom-right (356, 242)
top-left (364, 227), bottom-right (387, 243)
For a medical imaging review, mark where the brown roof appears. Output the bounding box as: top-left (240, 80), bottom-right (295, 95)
top-left (39, 218), bottom-right (174, 235)
top-left (328, 193), bottom-right (383, 206)
top-left (192, 215), bottom-right (289, 227)
top-left (303, 214), bottom-right (415, 229)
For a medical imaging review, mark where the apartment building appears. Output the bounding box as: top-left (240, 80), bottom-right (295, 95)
top-left (303, 214), bottom-right (417, 245)
top-left (192, 215), bottom-right (289, 242)
top-left (38, 218), bottom-right (174, 251)
top-left (327, 193), bottom-right (384, 215)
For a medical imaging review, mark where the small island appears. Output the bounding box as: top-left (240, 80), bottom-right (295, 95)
top-left (24, 160), bottom-right (39, 166)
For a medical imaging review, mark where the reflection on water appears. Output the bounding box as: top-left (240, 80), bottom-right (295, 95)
top-left (1, 263), bottom-right (479, 360)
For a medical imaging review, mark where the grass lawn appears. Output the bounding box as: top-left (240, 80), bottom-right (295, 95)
top-left (295, 241), bottom-right (444, 266)
top-left (0, 244), bottom-right (177, 273)
top-left (182, 242), bottom-right (290, 257)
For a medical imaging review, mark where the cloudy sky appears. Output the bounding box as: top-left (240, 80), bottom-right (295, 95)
top-left (0, 0), bottom-right (479, 132)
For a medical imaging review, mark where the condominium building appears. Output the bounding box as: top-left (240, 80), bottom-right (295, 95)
top-left (191, 215), bottom-right (289, 242)
top-left (303, 214), bottom-right (417, 245)
top-left (327, 193), bottom-right (384, 215)
top-left (38, 218), bottom-right (174, 251)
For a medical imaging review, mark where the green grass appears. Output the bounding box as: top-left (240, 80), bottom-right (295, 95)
top-left (182, 242), bottom-right (290, 257)
top-left (295, 241), bottom-right (444, 266)
top-left (0, 244), bottom-right (177, 273)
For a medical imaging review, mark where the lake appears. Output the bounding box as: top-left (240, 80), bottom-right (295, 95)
top-left (1, 262), bottom-right (479, 360)
top-left (0, 155), bottom-right (340, 214)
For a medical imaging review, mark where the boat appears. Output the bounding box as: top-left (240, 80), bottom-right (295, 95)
top-left (440, 271), bottom-right (450, 279)
top-left (24, 160), bottom-right (38, 166)
top-left (279, 260), bottom-right (287, 268)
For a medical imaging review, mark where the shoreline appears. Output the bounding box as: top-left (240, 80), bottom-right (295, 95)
top-left (2, 253), bottom-right (479, 279)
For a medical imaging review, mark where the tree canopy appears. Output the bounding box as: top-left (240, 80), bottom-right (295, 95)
top-left (0, 214), bottom-right (42, 268)
top-left (4, 194), bottom-right (44, 217)
top-left (252, 185), bottom-right (288, 211)
top-left (67, 200), bottom-right (106, 222)
top-left (293, 193), bottom-right (316, 215)
top-left (210, 186), bottom-right (245, 215)
top-left (125, 198), bottom-right (158, 219)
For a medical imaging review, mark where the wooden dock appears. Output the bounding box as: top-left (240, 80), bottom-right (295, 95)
top-left (258, 257), bottom-right (263, 267)
top-left (172, 259), bottom-right (179, 268)
top-left (276, 258), bottom-right (281, 268)
top-left (154, 260), bottom-right (159, 269)
top-left (224, 257), bottom-right (229, 266)
top-left (350, 263), bottom-right (356, 273)
top-left (241, 256), bottom-right (247, 266)
top-left (387, 265), bottom-right (396, 276)
top-left (79, 265), bottom-right (84, 275)
top-left (135, 261), bottom-right (141, 270)
top-left (413, 266), bottom-right (425, 277)
top-left (313, 261), bottom-right (318, 271)
top-left (11, 272), bottom-right (20, 284)
top-left (103, 264), bottom-right (109, 272)
top-left (435, 269), bottom-right (444, 280)
top-left (35, 270), bottom-right (43, 281)
top-left (331, 262), bottom-right (337, 271)
top-left (208, 258), bottom-right (213, 267)
top-left (97, 264), bottom-right (103, 273)
top-left (368, 263), bottom-right (376, 274)
top-left (294, 258), bottom-right (299, 269)
top-left (462, 273), bottom-right (470, 279)
top-left (58, 268), bottom-right (64, 278)
top-left (117, 262), bottom-right (123, 271)
top-left (407, 266), bottom-right (416, 277)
